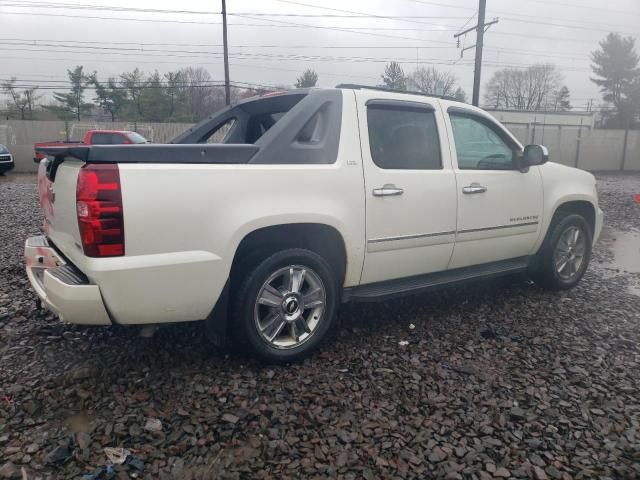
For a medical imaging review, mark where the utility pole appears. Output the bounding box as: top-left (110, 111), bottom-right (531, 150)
top-left (472, 0), bottom-right (486, 107)
top-left (454, 0), bottom-right (498, 107)
top-left (222, 0), bottom-right (231, 105)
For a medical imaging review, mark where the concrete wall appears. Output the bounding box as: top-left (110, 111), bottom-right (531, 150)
top-left (1, 120), bottom-right (193, 173)
top-left (2, 120), bottom-right (639, 173)
top-left (505, 124), bottom-right (640, 172)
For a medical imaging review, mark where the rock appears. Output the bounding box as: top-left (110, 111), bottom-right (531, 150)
top-left (0, 462), bottom-right (18, 479)
top-left (590, 408), bottom-right (605, 416)
top-left (510, 407), bottom-right (527, 421)
top-left (76, 432), bottom-right (91, 450)
top-left (221, 413), bottom-right (239, 424)
top-left (530, 454), bottom-right (546, 467)
top-left (144, 418), bottom-right (163, 433)
top-left (428, 446), bottom-right (447, 463)
top-left (44, 445), bottom-right (70, 465)
top-left (533, 466), bottom-right (549, 480)
top-left (24, 444), bottom-right (39, 454)
top-left (494, 467), bottom-right (511, 478)
top-left (545, 466), bottom-right (563, 479)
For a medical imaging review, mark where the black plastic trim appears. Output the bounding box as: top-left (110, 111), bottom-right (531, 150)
top-left (48, 264), bottom-right (89, 286)
top-left (366, 99), bottom-right (435, 111)
top-left (204, 278), bottom-right (230, 349)
top-left (343, 256), bottom-right (529, 302)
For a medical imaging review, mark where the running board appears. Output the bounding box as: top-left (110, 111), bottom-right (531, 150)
top-left (343, 257), bottom-right (530, 302)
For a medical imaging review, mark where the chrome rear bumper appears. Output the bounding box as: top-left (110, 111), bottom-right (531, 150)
top-left (24, 235), bottom-right (112, 325)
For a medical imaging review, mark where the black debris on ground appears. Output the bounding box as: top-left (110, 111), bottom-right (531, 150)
top-left (1, 173), bottom-right (639, 479)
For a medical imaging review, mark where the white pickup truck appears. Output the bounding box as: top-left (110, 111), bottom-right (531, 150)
top-left (26, 86), bottom-right (603, 362)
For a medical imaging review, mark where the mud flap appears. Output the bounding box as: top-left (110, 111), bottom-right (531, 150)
top-left (204, 278), bottom-right (231, 350)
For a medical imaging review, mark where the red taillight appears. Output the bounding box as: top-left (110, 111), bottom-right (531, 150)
top-left (76, 164), bottom-right (124, 257)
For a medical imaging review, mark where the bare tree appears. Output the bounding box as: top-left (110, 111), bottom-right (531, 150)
top-left (1, 78), bottom-right (29, 120)
top-left (485, 64), bottom-right (563, 110)
top-left (408, 66), bottom-right (457, 97)
top-left (178, 67), bottom-right (221, 121)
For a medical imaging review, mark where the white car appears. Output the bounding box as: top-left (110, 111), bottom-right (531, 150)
top-left (25, 86), bottom-right (603, 362)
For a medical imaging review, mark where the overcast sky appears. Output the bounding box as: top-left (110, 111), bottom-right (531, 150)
top-left (0, 0), bottom-right (639, 110)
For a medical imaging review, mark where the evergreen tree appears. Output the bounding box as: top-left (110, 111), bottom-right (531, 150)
top-left (554, 86), bottom-right (572, 111)
top-left (295, 69), bottom-right (319, 88)
top-left (381, 62), bottom-right (407, 91)
top-left (591, 33), bottom-right (640, 127)
top-left (46, 66), bottom-right (92, 120)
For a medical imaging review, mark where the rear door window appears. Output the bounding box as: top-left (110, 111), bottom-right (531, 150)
top-left (367, 104), bottom-right (442, 170)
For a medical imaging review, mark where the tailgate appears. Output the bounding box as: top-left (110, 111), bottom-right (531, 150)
top-left (38, 158), bottom-right (85, 266)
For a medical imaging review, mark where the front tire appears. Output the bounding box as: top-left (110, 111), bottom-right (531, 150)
top-left (230, 248), bottom-right (339, 362)
top-left (530, 213), bottom-right (592, 290)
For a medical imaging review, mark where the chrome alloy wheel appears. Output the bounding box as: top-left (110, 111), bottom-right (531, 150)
top-left (553, 225), bottom-right (587, 281)
top-left (254, 265), bottom-right (326, 349)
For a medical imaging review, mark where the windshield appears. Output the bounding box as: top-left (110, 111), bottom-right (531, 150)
top-left (0, 145), bottom-right (8, 154)
top-left (127, 132), bottom-right (148, 144)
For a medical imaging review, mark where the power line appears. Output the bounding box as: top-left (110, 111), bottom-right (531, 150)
top-left (505, 0), bottom-right (639, 15)
top-left (0, 44), bottom-right (471, 63)
top-left (269, 0), bottom-right (463, 28)
top-left (0, 1), bottom-right (219, 15)
top-left (404, 0), bottom-right (639, 33)
top-left (0, 38), bottom-right (456, 50)
top-left (0, 10), bottom-right (225, 25)
top-left (229, 14), bottom-right (454, 44)
top-left (407, 0), bottom-right (638, 16)
top-left (0, 10), bottom-right (455, 43)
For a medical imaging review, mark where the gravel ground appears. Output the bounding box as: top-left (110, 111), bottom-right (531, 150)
top-left (1, 172), bottom-right (639, 480)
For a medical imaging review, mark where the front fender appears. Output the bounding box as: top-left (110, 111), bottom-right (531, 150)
top-left (534, 162), bottom-right (600, 252)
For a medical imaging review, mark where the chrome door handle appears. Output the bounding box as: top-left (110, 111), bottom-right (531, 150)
top-left (462, 183), bottom-right (487, 194)
top-left (372, 184), bottom-right (404, 197)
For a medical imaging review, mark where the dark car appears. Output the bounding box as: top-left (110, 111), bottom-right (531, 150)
top-left (0, 144), bottom-right (14, 175)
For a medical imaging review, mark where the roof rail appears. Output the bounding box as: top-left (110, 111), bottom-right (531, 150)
top-left (335, 83), bottom-right (459, 102)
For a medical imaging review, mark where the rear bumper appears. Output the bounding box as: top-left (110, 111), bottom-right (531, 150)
top-left (24, 235), bottom-right (112, 325)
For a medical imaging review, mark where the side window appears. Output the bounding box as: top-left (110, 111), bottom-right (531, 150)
top-left (449, 114), bottom-right (515, 170)
top-left (111, 135), bottom-right (127, 145)
top-left (206, 118), bottom-right (236, 144)
top-left (367, 105), bottom-right (442, 170)
top-left (90, 133), bottom-right (111, 145)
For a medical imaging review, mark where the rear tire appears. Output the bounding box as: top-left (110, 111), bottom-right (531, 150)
top-left (230, 248), bottom-right (339, 363)
top-left (530, 213), bottom-right (592, 291)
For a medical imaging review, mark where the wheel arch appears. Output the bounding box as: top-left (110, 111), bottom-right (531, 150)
top-left (534, 196), bottom-right (597, 255)
top-left (550, 199), bottom-right (596, 237)
top-left (230, 223), bottom-right (348, 287)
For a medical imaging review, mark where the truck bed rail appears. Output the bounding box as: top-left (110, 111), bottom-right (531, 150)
top-left (35, 144), bottom-right (259, 164)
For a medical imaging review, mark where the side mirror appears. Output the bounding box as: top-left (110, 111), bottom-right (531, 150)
top-left (521, 144), bottom-right (549, 169)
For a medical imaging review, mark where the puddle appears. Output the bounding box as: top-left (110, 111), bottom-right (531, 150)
top-left (597, 229), bottom-right (640, 296)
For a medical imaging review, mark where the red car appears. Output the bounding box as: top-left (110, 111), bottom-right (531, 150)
top-left (34, 130), bottom-right (147, 162)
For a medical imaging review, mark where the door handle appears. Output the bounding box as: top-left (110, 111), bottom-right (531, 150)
top-left (372, 184), bottom-right (404, 197)
top-left (462, 183), bottom-right (487, 194)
